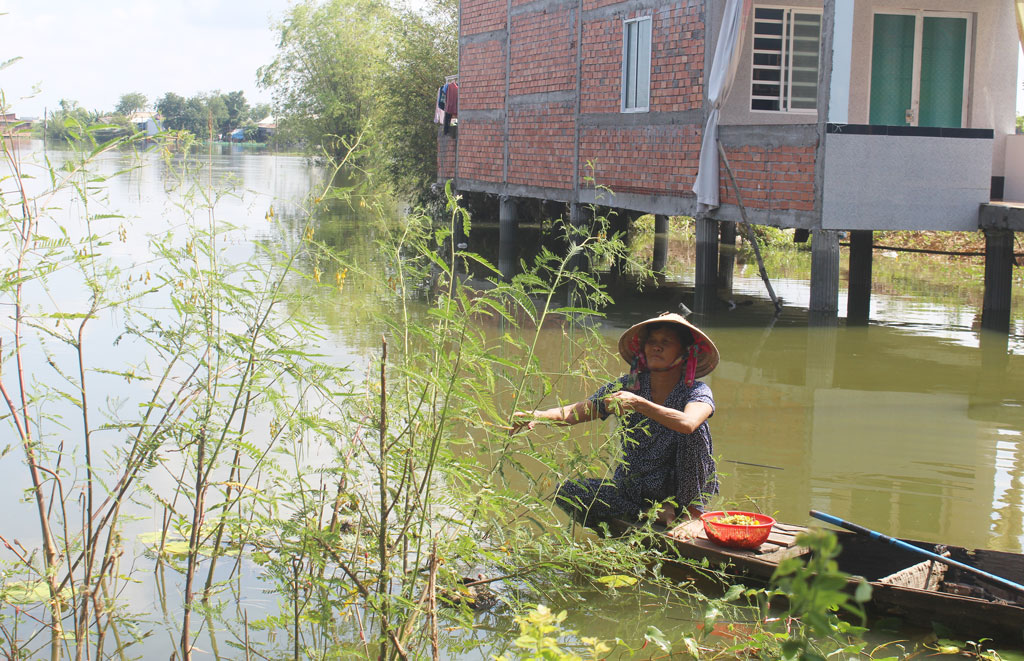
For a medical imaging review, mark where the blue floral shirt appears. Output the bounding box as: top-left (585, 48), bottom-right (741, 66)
top-left (590, 373), bottom-right (718, 510)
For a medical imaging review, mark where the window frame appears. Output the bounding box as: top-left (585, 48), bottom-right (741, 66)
top-left (621, 16), bottom-right (652, 113)
top-left (750, 5), bottom-right (822, 114)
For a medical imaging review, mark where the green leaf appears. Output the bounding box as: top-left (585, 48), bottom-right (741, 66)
top-left (853, 578), bottom-right (872, 603)
top-left (2, 580), bottom-right (69, 605)
top-left (644, 625), bottom-right (671, 653)
top-left (596, 574), bottom-right (637, 588)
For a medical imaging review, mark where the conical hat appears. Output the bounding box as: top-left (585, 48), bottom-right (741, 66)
top-left (617, 312), bottom-right (720, 378)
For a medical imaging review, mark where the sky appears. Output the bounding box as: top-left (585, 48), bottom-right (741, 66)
top-left (2, 2), bottom-right (1023, 121)
top-left (0, 0), bottom-right (293, 119)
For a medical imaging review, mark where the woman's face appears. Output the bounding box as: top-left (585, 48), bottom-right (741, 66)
top-left (644, 327), bottom-right (685, 370)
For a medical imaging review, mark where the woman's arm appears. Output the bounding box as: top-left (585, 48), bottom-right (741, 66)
top-left (602, 391), bottom-right (712, 434)
top-left (512, 399), bottom-right (601, 432)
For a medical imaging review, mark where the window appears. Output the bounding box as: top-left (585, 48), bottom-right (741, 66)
top-left (751, 7), bottom-right (821, 112)
top-left (622, 17), bottom-right (652, 112)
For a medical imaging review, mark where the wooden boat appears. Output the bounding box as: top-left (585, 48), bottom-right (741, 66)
top-left (608, 517), bottom-right (1024, 643)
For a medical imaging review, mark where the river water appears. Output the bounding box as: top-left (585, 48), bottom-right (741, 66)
top-left (5, 142), bottom-right (1024, 655)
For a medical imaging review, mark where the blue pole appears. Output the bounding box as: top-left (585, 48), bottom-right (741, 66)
top-left (809, 510), bottom-right (1024, 596)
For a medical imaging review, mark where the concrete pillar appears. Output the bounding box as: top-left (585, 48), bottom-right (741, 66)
top-left (846, 230), bottom-right (873, 325)
top-left (652, 214), bottom-right (669, 273)
top-left (827, 0), bottom-right (855, 124)
top-left (498, 195), bottom-right (518, 281)
top-left (981, 228), bottom-right (1014, 332)
top-left (809, 229), bottom-right (840, 326)
top-left (694, 215), bottom-right (719, 314)
top-left (717, 222), bottom-right (737, 294)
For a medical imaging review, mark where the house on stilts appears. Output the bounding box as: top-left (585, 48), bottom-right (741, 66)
top-left (437, 0), bottom-right (1023, 330)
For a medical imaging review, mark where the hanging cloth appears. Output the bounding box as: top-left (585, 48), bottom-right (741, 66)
top-left (691, 0), bottom-right (751, 211)
top-left (446, 81), bottom-right (459, 117)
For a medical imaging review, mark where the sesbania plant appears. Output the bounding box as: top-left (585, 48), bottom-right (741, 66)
top-left (240, 168), bottom-right (766, 660)
top-left (0, 109), bottom-right (358, 659)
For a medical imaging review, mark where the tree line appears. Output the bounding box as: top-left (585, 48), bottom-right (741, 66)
top-left (45, 90), bottom-right (272, 143)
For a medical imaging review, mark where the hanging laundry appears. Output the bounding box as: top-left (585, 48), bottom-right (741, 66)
top-left (446, 82), bottom-right (458, 117)
top-left (437, 84), bottom-right (447, 111)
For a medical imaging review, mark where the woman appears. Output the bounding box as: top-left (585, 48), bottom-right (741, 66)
top-left (513, 312), bottom-right (719, 530)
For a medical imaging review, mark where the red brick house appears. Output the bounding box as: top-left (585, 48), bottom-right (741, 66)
top-left (439, 0), bottom-right (1021, 327)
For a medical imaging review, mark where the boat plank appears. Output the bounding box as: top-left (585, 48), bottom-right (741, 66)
top-left (610, 517), bottom-right (1024, 643)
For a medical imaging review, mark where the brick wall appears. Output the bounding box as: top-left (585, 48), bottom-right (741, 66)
top-left (509, 102), bottom-right (575, 189)
top-left (461, 41), bottom-right (506, 111)
top-left (580, 2), bottom-right (703, 115)
top-left (718, 145), bottom-right (816, 212)
top-left (438, 131), bottom-right (458, 181)
top-left (456, 120), bottom-right (504, 183)
top-left (580, 18), bottom-right (620, 114)
top-left (579, 125), bottom-right (701, 195)
top-left (462, 0), bottom-right (506, 35)
top-left (510, 8), bottom-right (577, 95)
top-left (448, 0), bottom-right (817, 219)
top-left (649, 3), bottom-right (704, 112)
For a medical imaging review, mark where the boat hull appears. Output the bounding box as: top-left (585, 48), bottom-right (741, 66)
top-left (610, 518), bottom-right (1024, 644)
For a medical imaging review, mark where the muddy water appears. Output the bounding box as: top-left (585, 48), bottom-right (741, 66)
top-left (7, 143), bottom-right (1024, 655)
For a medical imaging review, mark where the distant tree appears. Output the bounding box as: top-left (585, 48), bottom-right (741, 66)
top-left (1017, 114), bottom-right (1024, 135)
top-left (157, 92), bottom-right (188, 130)
top-left (115, 92), bottom-right (148, 116)
top-left (45, 99), bottom-right (97, 142)
top-left (250, 103), bottom-right (273, 124)
top-left (258, 0), bottom-right (388, 157)
top-left (221, 90), bottom-right (249, 135)
top-left (374, 0), bottom-right (457, 202)
top-left (178, 93), bottom-right (229, 139)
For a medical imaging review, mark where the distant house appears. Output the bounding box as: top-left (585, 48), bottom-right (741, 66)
top-left (256, 116), bottom-right (277, 143)
top-left (0, 113), bottom-right (31, 134)
top-left (127, 111), bottom-right (163, 137)
top-left (440, 0), bottom-right (1021, 325)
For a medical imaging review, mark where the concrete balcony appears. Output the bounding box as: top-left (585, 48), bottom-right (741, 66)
top-left (821, 124), bottom-right (994, 232)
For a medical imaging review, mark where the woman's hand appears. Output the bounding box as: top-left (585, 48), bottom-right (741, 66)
top-left (510, 410), bottom-right (540, 434)
top-left (603, 390), bottom-right (644, 416)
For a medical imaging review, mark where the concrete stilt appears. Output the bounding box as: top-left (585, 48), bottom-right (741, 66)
top-left (717, 222), bottom-right (736, 295)
top-left (846, 230), bottom-right (873, 325)
top-left (498, 195), bottom-right (518, 281)
top-left (652, 214), bottom-right (669, 273)
top-left (981, 228), bottom-right (1014, 332)
top-left (694, 215), bottom-right (719, 314)
top-left (809, 229), bottom-right (840, 326)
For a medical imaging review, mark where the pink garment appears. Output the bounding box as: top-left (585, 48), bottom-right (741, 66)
top-left (434, 104), bottom-right (445, 124)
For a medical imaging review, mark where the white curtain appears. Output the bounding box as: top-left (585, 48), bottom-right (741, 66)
top-left (692, 0), bottom-right (751, 211)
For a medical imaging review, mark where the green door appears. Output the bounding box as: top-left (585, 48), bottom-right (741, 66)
top-left (869, 13), bottom-right (968, 128)
top-left (919, 17), bottom-right (967, 128)
top-left (870, 14), bottom-right (915, 125)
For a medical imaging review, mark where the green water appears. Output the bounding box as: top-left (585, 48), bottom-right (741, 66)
top-left (5, 142), bottom-right (1023, 656)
